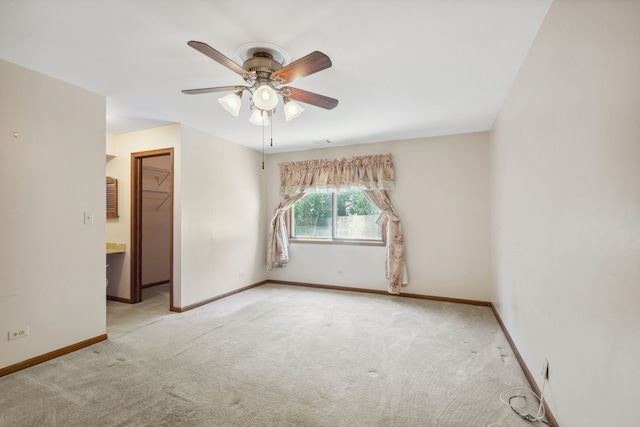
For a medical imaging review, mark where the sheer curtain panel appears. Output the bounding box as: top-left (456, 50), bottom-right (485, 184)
top-left (267, 193), bottom-right (306, 270)
top-left (363, 190), bottom-right (408, 294)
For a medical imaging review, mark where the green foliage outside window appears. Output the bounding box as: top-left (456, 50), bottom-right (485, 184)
top-left (336, 190), bottom-right (379, 216)
top-left (292, 190), bottom-right (382, 241)
top-left (293, 192), bottom-right (332, 237)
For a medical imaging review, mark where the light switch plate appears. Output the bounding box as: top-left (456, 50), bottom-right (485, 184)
top-left (84, 211), bottom-right (94, 225)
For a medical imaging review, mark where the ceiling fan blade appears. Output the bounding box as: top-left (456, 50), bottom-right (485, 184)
top-left (187, 41), bottom-right (250, 78)
top-left (271, 51), bottom-right (332, 84)
top-left (182, 85), bottom-right (247, 95)
top-left (282, 87), bottom-right (338, 110)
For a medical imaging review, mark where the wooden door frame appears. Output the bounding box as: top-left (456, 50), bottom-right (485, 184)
top-left (131, 148), bottom-right (175, 311)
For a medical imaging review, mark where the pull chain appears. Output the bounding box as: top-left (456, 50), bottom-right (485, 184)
top-left (261, 110), bottom-right (265, 170)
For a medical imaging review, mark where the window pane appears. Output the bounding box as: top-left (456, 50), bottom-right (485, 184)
top-left (336, 190), bottom-right (382, 240)
top-left (292, 193), bottom-right (332, 238)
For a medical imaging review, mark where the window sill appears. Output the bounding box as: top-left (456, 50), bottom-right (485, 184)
top-left (290, 238), bottom-right (385, 247)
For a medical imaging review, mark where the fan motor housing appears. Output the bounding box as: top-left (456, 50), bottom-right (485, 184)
top-left (243, 53), bottom-right (282, 74)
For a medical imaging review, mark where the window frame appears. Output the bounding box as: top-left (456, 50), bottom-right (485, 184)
top-left (287, 191), bottom-right (386, 247)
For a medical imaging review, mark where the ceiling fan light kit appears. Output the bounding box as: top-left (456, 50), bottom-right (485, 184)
top-left (182, 40), bottom-right (338, 128)
top-left (284, 99), bottom-right (305, 121)
top-left (249, 109), bottom-right (270, 127)
top-left (218, 91), bottom-right (243, 116)
top-left (252, 84), bottom-right (279, 111)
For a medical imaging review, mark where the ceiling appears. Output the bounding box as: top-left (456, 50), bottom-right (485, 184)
top-left (0, 0), bottom-right (552, 153)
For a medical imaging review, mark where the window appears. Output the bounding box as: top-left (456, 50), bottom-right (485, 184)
top-left (290, 189), bottom-right (383, 244)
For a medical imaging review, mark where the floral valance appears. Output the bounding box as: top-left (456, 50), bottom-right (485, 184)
top-left (279, 153), bottom-right (395, 195)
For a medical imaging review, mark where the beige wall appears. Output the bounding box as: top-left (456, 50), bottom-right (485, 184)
top-left (0, 59), bottom-right (106, 369)
top-left (106, 124), bottom-right (181, 301)
top-left (179, 125), bottom-right (267, 307)
top-left (266, 132), bottom-right (492, 301)
top-left (490, 1), bottom-right (640, 425)
top-left (106, 124), bottom-right (267, 308)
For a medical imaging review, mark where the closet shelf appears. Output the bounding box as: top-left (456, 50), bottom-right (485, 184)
top-left (143, 189), bottom-right (170, 209)
top-left (143, 166), bottom-right (171, 186)
top-left (157, 194), bottom-right (170, 209)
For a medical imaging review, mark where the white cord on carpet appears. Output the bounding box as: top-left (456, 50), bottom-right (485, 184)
top-left (487, 378), bottom-right (551, 426)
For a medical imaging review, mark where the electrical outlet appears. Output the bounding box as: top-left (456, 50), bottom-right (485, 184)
top-left (8, 327), bottom-right (30, 341)
top-left (542, 358), bottom-right (549, 380)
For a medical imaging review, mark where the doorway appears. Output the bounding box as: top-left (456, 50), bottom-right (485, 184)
top-left (131, 148), bottom-right (175, 311)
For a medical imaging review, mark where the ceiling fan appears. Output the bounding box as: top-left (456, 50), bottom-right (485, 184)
top-left (182, 41), bottom-right (339, 126)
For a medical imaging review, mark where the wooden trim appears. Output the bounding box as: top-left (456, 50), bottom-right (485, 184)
top-left (271, 280), bottom-right (389, 295)
top-left (106, 176), bottom-right (118, 218)
top-left (490, 304), bottom-right (559, 427)
top-left (0, 334), bottom-right (108, 378)
top-left (142, 280), bottom-right (170, 289)
top-left (268, 280), bottom-right (492, 306)
top-left (399, 291), bottom-right (491, 307)
top-left (173, 281), bottom-right (269, 313)
top-left (130, 154), bottom-right (142, 303)
top-left (131, 148), bottom-right (175, 310)
top-left (106, 295), bottom-right (132, 304)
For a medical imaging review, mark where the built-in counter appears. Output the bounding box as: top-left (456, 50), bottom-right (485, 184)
top-left (106, 243), bottom-right (126, 254)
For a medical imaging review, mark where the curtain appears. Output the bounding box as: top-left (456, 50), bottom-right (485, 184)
top-left (267, 193), bottom-right (306, 270)
top-left (270, 153), bottom-right (408, 294)
top-left (363, 190), bottom-right (408, 294)
top-left (279, 153), bottom-right (395, 195)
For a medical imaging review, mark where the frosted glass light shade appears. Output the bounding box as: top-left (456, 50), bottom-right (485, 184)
top-left (249, 109), bottom-right (270, 126)
top-left (252, 84), bottom-right (279, 110)
top-left (284, 100), bottom-right (304, 121)
top-left (218, 92), bottom-right (242, 116)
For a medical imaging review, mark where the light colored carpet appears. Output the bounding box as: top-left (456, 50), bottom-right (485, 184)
top-left (0, 284), bottom-right (542, 426)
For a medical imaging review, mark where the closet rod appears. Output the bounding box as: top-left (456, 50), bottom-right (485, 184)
top-left (142, 165), bottom-right (170, 173)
